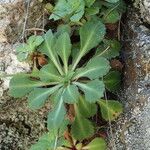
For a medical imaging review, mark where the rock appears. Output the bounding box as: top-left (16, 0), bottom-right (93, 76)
top-left (0, 91), bottom-right (51, 150)
top-left (0, 0), bottom-right (49, 149)
top-left (0, 0), bottom-right (150, 150)
top-left (0, 0), bottom-right (46, 90)
top-left (134, 0), bottom-right (150, 24)
top-left (110, 7), bottom-right (150, 150)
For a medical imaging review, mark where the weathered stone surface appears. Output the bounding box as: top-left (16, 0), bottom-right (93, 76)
top-left (0, 0), bottom-right (150, 150)
top-left (0, 0), bottom-right (48, 149)
top-left (0, 0), bottom-right (46, 91)
top-left (111, 7), bottom-right (150, 150)
top-left (0, 92), bottom-right (51, 150)
top-left (134, 0), bottom-right (150, 24)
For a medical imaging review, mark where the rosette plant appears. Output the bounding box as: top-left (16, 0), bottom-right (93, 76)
top-left (8, 19), bottom-right (123, 150)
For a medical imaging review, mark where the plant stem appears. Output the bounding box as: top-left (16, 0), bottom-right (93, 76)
top-left (45, 36), bottom-right (64, 75)
top-left (71, 50), bottom-right (84, 71)
top-left (53, 135), bottom-right (58, 150)
top-left (53, 58), bottom-right (64, 75)
top-left (64, 60), bottom-right (68, 75)
top-left (97, 46), bottom-right (110, 57)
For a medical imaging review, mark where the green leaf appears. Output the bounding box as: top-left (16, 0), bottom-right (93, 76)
top-left (31, 68), bottom-right (40, 77)
top-left (27, 35), bottom-right (44, 51)
top-left (63, 71), bottom-right (75, 83)
top-left (71, 113), bottom-right (94, 141)
top-left (16, 43), bottom-right (28, 53)
top-left (30, 131), bottom-right (66, 150)
top-left (56, 24), bottom-right (71, 37)
top-left (74, 56), bottom-right (110, 80)
top-left (30, 133), bottom-right (54, 150)
top-left (104, 71), bottom-right (121, 92)
top-left (56, 32), bottom-right (72, 73)
top-left (105, 0), bottom-right (119, 3)
top-left (74, 79), bottom-right (105, 103)
top-left (117, 0), bottom-right (126, 13)
top-left (93, 1), bottom-right (102, 9)
top-left (17, 52), bottom-right (28, 62)
top-left (39, 30), bottom-right (56, 59)
top-left (71, 43), bottom-right (80, 59)
top-left (39, 64), bottom-right (62, 82)
top-left (80, 20), bottom-right (105, 53)
top-left (96, 39), bottom-right (121, 59)
top-left (60, 142), bottom-right (72, 150)
top-left (9, 74), bottom-right (44, 98)
top-left (83, 138), bottom-right (107, 150)
top-left (58, 119), bottom-right (70, 135)
top-left (39, 30), bottom-right (63, 75)
top-left (84, 0), bottom-right (96, 7)
top-left (47, 93), bottom-right (66, 130)
top-left (72, 20), bottom-right (106, 70)
top-left (77, 96), bottom-right (97, 118)
top-left (51, 88), bottom-right (64, 105)
top-left (104, 0), bottom-right (126, 13)
top-left (104, 9), bottom-right (120, 23)
top-left (49, 119), bottom-right (70, 137)
top-left (98, 99), bottom-right (123, 121)
top-left (50, 0), bottom-right (85, 22)
top-left (28, 85), bottom-right (62, 110)
top-left (16, 35), bottom-right (43, 62)
top-left (75, 143), bottom-right (83, 149)
top-left (85, 7), bottom-right (99, 16)
top-left (62, 84), bottom-right (80, 104)
top-left (16, 35), bottom-right (44, 53)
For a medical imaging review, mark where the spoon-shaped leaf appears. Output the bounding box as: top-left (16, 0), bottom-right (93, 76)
top-left (62, 84), bottom-right (80, 104)
top-left (9, 74), bottom-right (46, 98)
top-left (49, 0), bottom-right (85, 22)
top-left (73, 56), bottom-right (110, 80)
top-left (72, 20), bottom-right (106, 70)
top-left (28, 85), bottom-right (62, 110)
top-left (39, 30), bottom-right (63, 75)
top-left (77, 96), bottom-right (97, 118)
top-left (98, 99), bottom-right (123, 121)
top-left (71, 113), bottom-right (94, 141)
top-left (104, 71), bottom-right (121, 92)
top-left (96, 39), bottom-right (121, 59)
top-left (74, 79), bottom-right (105, 103)
top-left (56, 32), bottom-right (72, 74)
top-left (39, 64), bottom-right (63, 82)
top-left (47, 92), bottom-right (66, 130)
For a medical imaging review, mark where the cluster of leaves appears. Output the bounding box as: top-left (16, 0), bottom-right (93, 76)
top-left (8, 0), bottom-right (126, 149)
top-left (48, 0), bottom-right (126, 23)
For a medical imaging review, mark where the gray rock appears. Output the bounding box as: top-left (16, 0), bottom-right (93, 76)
top-left (0, 91), bottom-right (51, 150)
top-left (111, 7), bottom-right (150, 150)
top-left (0, 0), bottom-right (150, 150)
top-left (0, 0), bottom-right (49, 149)
top-left (134, 0), bottom-right (150, 24)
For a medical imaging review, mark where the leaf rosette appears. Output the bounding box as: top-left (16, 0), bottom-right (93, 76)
top-left (9, 18), bottom-right (123, 150)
